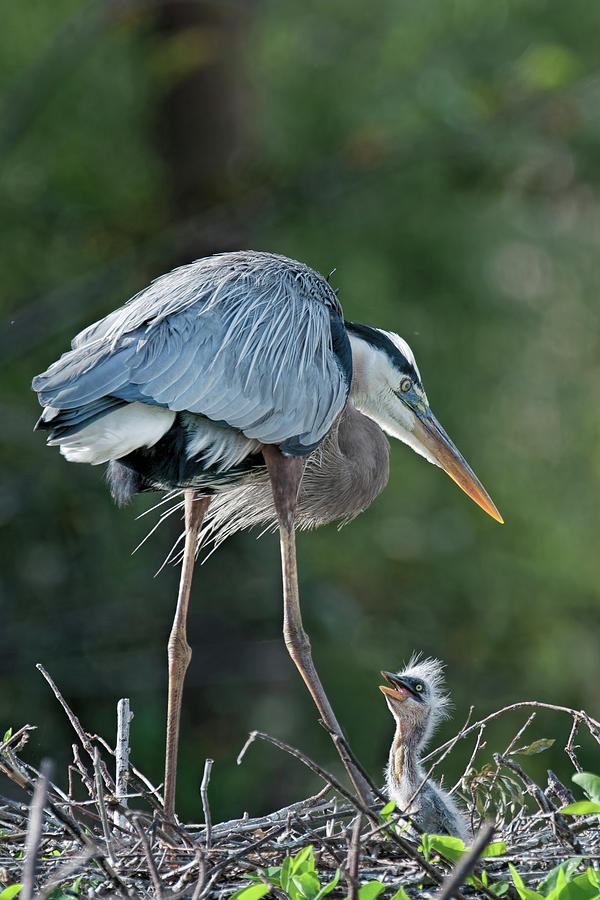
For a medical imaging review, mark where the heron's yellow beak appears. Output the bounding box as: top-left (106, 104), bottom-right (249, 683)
top-left (412, 409), bottom-right (503, 524)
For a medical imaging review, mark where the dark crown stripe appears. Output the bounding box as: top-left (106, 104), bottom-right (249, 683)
top-left (345, 321), bottom-right (419, 381)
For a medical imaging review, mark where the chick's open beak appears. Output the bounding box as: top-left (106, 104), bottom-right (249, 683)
top-left (379, 670), bottom-right (410, 703)
top-left (412, 408), bottom-right (503, 524)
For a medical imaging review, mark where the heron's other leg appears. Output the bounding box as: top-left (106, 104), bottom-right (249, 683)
top-left (262, 445), bottom-right (372, 806)
top-left (164, 489), bottom-right (210, 821)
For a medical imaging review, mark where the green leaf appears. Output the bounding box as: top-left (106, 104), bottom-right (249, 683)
top-left (554, 872), bottom-right (600, 900)
top-left (314, 869), bottom-right (340, 900)
top-left (586, 869), bottom-right (600, 889)
top-left (2, 728), bottom-right (12, 744)
top-left (572, 773), bottom-right (600, 805)
top-left (0, 887), bottom-right (22, 900)
top-left (538, 858), bottom-right (583, 897)
top-left (379, 800), bottom-right (396, 820)
top-left (509, 863), bottom-right (542, 900)
top-left (511, 739), bottom-right (555, 757)
top-left (427, 835), bottom-right (466, 863)
top-left (279, 856), bottom-right (292, 893)
top-left (357, 882), bottom-right (386, 900)
top-left (389, 889), bottom-right (411, 900)
top-left (480, 841), bottom-right (507, 858)
top-left (489, 882), bottom-right (510, 896)
top-left (560, 801), bottom-right (600, 816)
top-left (291, 872), bottom-right (321, 900)
top-left (290, 846), bottom-right (314, 875)
top-left (228, 885), bottom-right (270, 900)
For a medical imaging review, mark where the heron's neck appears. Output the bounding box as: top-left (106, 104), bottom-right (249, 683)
top-left (296, 404), bottom-right (390, 528)
top-left (386, 718), bottom-right (427, 813)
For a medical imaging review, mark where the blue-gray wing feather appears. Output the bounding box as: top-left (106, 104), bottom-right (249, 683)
top-left (33, 251), bottom-right (351, 452)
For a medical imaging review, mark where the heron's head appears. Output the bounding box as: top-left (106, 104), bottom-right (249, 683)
top-left (345, 322), bottom-right (502, 523)
top-left (379, 654), bottom-right (450, 744)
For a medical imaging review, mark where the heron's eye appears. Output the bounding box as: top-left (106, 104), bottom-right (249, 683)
top-left (415, 683), bottom-right (423, 692)
top-left (400, 379), bottom-right (412, 393)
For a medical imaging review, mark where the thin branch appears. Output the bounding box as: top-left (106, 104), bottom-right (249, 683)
top-left (114, 698), bottom-right (133, 829)
top-left (94, 746), bottom-right (115, 866)
top-left (133, 817), bottom-right (164, 900)
top-left (21, 758), bottom-right (52, 900)
top-left (436, 822), bottom-right (495, 900)
top-left (200, 758), bottom-right (214, 850)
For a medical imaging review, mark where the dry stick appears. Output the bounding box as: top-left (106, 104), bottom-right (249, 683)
top-left (0, 755), bottom-right (130, 896)
top-left (482, 713), bottom-right (536, 821)
top-left (93, 729), bottom-right (165, 806)
top-left (581, 712), bottom-right (600, 746)
top-left (321, 724), bottom-right (384, 801)
top-left (200, 823), bottom-right (289, 896)
top-left (93, 746), bottom-right (115, 866)
top-left (21, 758), bottom-right (52, 900)
top-left (0, 724), bottom-right (37, 754)
top-left (451, 724), bottom-right (486, 795)
top-left (237, 731), bottom-right (467, 898)
top-left (345, 814), bottom-right (362, 900)
top-left (190, 857), bottom-right (206, 900)
top-left (71, 743), bottom-right (95, 797)
top-left (435, 821), bottom-right (495, 900)
top-left (566, 716), bottom-right (583, 773)
top-left (200, 758), bottom-right (214, 850)
top-left (424, 700), bottom-right (600, 763)
top-left (114, 698), bottom-right (133, 829)
top-left (133, 817), bottom-right (165, 900)
top-left (494, 754), bottom-right (582, 853)
top-left (36, 663), bottom-right (115, 790)
top-left (546, 770), bottom-right (575, 807)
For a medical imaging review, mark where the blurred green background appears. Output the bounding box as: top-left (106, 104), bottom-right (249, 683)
top-left (2, 0), bottom-right (599, 822)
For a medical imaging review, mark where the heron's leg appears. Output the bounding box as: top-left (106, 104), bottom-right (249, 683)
top-left (262, 445), bottom-right (372, 806)
top-left (164, 489), bottom-right (210, 821)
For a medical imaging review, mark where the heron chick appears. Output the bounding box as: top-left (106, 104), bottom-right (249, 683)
top-left (380, 656), bottom-right (469, 840)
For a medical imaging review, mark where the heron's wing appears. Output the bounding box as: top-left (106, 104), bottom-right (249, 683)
top-left (33, 252), bottom-right (352, 453)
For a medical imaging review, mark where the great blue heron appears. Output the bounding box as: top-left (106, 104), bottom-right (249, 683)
top-left (380, 657), bottom-right (469, 839)
top-left (32, 250), bottom-right (502, 816)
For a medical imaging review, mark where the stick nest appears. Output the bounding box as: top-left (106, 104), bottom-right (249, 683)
top-left (1, 671), bottom-right (599, 899)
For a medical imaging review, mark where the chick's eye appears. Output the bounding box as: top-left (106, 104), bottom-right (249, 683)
top-left (415, 683), bottom-right (423, 692)
top-left (400, 379), bottom-right (412, 393)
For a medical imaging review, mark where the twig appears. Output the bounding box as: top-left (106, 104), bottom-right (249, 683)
top-left (133, 816), bottom-right (164, 900)
top-left (424, 701), bottom-right (600, 762)
top-left (546, 770), bottom-right (575, 807)
top-left (482, 714), bottom-right (536, 820)
top-left (436, 821), bottom-right (495, 900)
top-left (451, 724), bottom-right (485, 795)
top-left (200, 758), bottom-right (214, 850)
top-left (566, 716), bottom-right (582, 772)
top-left (495, 754), bottom-right (582, 852)
top-left (345, 814), bottom-right (361, 900)
top-left (94, 746), bottom-right (115, 866)
top-left (114, 698), bottom-right (133, 829)
top-left (21, 758), bottom-right (52, 900)
top-left (0, 724), bottom-right (37, 754)
top-left (36, 663), bottom-right (115, 790)
top-left (71, 743), bottom-right (95, 797)
top-left (0, 753), bottom-right (130, 895)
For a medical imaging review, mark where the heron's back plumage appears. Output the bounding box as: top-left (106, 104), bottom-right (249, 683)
top-left (33, 251), bottom-right (352, 458)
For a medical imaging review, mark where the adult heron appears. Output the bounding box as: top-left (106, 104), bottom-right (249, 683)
top-left (32, 250), bottom-right (502, 815)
